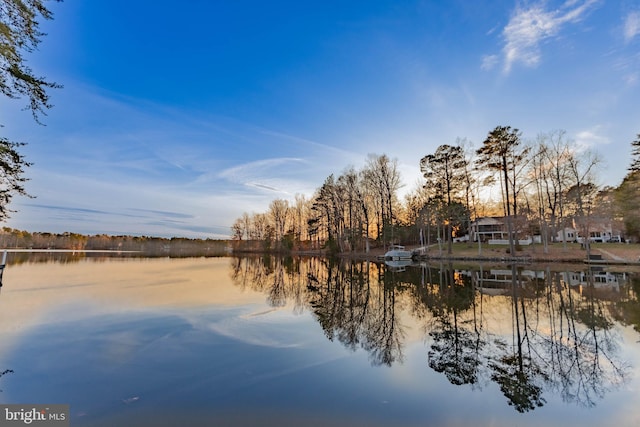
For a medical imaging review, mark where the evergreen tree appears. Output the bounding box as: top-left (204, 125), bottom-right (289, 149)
top-left (476, 126), bottom-right (530, 252)
top-left (420, 144), bottom-right (467, 254)
top-left (629, 134), bottom-right (640, 172)
top-left (615, 172), bottom-right (640, 241)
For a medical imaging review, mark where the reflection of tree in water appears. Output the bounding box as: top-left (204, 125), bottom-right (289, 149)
top-left (312, 261), bottom-right (369, 353)
top-left (230, 255), bottom-right (312, 314)
top-left (490, 350), bottom-right (546, 412)
top-left (361, 280), bottom-right (404, 367)
top-left (229, 256), bottom-right (405, 366)
top-left (312, 259), bottom-right (405, 366)
top-left (611, 273), bottom-right (640, 333)
top-left (227, 256), bottom-right (635, 411)
top-left (488, 265), bottom-right (547, 412)
top-left (425, 263), bottom-right (483, 386)
top-left (413, 263), bottom-right (630, 412)
top-left (535, 268), bottom-right (629, 408)
top-left (267, 257), bottom-right (287, 307)
top-left (429, 321), bottom-right (482, 386)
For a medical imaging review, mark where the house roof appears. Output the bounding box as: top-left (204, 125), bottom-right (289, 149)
top-left (471, 216), bottom-right (504, 226)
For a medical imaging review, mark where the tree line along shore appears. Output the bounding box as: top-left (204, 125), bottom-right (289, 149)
top-left (0, 228), bottom-right (232, 257)
top-left (231, 128), bottom-right (640, 261)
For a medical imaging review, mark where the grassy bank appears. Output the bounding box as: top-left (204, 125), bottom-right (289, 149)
top-left (345, 242), bottom-right (640, 265)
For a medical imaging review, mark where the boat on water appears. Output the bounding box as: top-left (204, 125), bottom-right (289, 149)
top-left (384, 245), bottom-right (413, 260)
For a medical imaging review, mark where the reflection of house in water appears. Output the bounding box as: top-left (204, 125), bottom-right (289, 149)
top-left (470, 269), bottom-right (545, 296)
top-left (451, 266), bottom-right (629, 298)
top-left (559, 269), bottom-right (627, 292)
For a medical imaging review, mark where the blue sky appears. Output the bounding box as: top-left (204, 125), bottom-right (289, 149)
top-left (1, 0), bottom-right (639, 238)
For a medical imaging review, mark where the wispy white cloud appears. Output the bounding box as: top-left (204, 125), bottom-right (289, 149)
top-left (624, 11), bottom-right (640, 42)
top-left (217, 157), bottom-right (306, 192)
top-left (575, 126), bottom-right (610, 150)
top-left (258, 129), bottom-right (356, 159)
top-left (218, 158), bottom-right (285, 181)
top-left (624, 72), bottom-right (638, 86)
top-left (481, 54), bottom-right (499, 71)
top-left (495, 0), bottom-right (600, 73)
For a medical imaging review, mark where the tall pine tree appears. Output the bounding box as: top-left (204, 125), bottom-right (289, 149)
top-left (630, 134), bottom-right (640, 172)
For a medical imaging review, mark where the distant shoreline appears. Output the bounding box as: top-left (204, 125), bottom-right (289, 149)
top-left (0, 248), bottom-right (140, 253)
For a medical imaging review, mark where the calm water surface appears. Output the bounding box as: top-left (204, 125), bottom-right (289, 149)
top-left (1, 254), bottom-right (639, 426)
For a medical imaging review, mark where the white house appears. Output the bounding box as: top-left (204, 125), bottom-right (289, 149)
top-left (575, 222), bottom-right (614, 243)
top-left (556, 227), bottom-right (578, 243)
top-left (469, 217), bottom-right (508, 242)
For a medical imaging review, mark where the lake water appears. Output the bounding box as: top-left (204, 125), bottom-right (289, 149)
top-left (1, 254), bottom-right (639, 426)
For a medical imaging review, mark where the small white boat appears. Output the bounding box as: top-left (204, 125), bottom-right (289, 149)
top-left (384, 245), bottom-right (413, 260)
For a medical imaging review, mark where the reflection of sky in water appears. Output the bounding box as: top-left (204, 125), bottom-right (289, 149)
top-left (1, 308), bottom-right (427, 426)
top-left (0, 257), bottom-right (639, 426)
